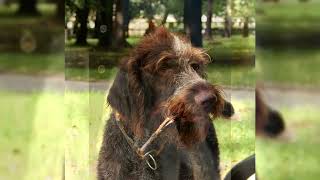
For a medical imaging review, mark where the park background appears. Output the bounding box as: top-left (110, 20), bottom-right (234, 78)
top-left (0, 0), bottom-right (319, 180)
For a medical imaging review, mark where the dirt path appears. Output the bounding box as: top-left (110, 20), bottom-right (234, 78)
top-left (0, 74), bottom-right (109, 93)
top-left (262, 87), bottom-right (320, 107)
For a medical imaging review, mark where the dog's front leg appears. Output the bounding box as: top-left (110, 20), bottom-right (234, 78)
top-left (189, 144), bottom-right (220, 180)
top-left (99, 162), bottom-right (121, 180)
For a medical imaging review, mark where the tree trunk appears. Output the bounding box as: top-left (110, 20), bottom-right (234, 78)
top-left (94, 13), bottom-right (101, 38)
top-left (75, 6), bottom-right (89, 45)
top-left (224, 0), bottom-right (232, 38)
top-left (243, 17), bottom-right (249, 37)
top-left (184, 0), bottom-right (202, 47)
top-left (161, 9), bottom-right (169, 25)
top-left (113, 0), bottom-right (130, 47)
top-left (123, 0), bottom-right (130, 38)
top-left (205, 0), bottom-right (213, 39)
top-left (184, 0), bottom-right (191, 36)
top-left (224, 15), bottom-right (232, 38)
top-left (97, 0), bottom-right (114, 47)
top-left (56, 0), bottom-right (64, 23)
top-left (17, 0), bottom-right (40, 16)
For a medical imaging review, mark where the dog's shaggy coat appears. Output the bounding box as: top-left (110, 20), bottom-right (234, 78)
top-left (97, 28), bottom-right (231, 180)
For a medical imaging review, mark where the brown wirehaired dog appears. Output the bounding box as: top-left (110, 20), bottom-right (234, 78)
top-left (97, 27), bottom-right (233, 180)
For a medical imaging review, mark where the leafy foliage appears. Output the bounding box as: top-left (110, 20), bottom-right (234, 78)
top-left (203, 0), bottom-right (227, 16)
top-left (65, 0), bottom-right (96, 11)
top-left (130, 0), bottom-right (163, 19)
top-left (232, 0), bottom-right (255, 17)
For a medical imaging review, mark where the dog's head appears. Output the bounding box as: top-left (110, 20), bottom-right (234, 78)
top-left (108, 27), bottom-right (230, 146)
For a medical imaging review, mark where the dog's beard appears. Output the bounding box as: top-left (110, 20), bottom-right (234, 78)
top-left (165, 93), bottom-right (213, 147)
top-left (175, 109), bottom-right (211, 147)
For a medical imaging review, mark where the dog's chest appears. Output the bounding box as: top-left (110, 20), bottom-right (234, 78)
top-left (137, 146), bottom-right (218, 180)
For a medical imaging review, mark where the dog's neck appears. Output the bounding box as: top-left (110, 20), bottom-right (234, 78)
top-left (113, 109), bottom-right (175, 170)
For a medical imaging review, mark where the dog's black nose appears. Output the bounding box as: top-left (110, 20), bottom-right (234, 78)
top-left (195, 91), bottom-right (217, 113)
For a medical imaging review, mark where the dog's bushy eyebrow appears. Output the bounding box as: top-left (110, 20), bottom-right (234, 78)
top-left (189, 49), bottom-right (211, 64)
top-left (150, 52), bottom-right (178, 70)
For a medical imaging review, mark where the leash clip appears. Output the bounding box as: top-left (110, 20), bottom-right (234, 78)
top-left (143, 150), bottom-right (157, 170)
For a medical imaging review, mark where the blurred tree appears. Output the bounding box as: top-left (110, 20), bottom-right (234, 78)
top-left (212, 0), bottom-right (226, 16)
top-left (160, 0), bottom-right (184, 25)
top-left (243, 16), bottom-right (249, 37)
top-left (224, 15), bottom-right (232, 38)
top-left (129, 0), bottom-right (157, 20)
top-left (224, 0), bottom-right (232, 38)
top-left (96, 0), bottom-right (114, 47)
top-left (56, 0), bottom-right (65, 22)
top-left (204, 0), bottom-right (213, 39)
top-left (113, 0), bottom-right (130, 47)
top-left (129, 0), bottom-right (163, 35)
top-left (123, 0), bottom-right (130, 38)
top-left (232, 0), bottom-right (254, 37)
top-left (203, 0), bottom-right (227, 38)
top-left (17, 0), bottom-right (40, 16)
top-left (75, 4), bottom-right (89, 45)
top-left (128, 1), bottom-right (141, 20)
top-left (141, 0), bottom-right (162, 20)
top-left (129, 0), bottom-right (184, 28)
top-left (93, 0), bottom-right (130, 48)
top-left (66, 0), bottom-right (91, 45)
top-left (184, 0), bottom-right (202, 47)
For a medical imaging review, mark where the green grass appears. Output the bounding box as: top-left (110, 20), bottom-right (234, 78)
top-left (0, 53), bottom-right (64, 75)
top-left (257, 106), bottom-right (320, 180)
top-left (257, 0), bottom-right (320, 41)
top-left (65, 39), bottom-right (98, 48)
top-left (0, 90), bottom-right (254, 179)
top-left (64, 91), bottom-right (107, 180)
top-left (204, 35), bottom-right (255, 64)
top-left (257, 0), bottom-right (320, 21)
top-left (207, 65), bottom-right (255, 88)
top-left (256, 48), bottom-right (320, 87)
top-left (65, 67), bottom-right (118, 81)
top-left (65, 36), bottom-right (142, 48)
top-left (215, 99), bottom-right (255, 177)
top-left (0, 91), bottom-right (65, 180)
top-left (126, 36), bottom-right (142, 46)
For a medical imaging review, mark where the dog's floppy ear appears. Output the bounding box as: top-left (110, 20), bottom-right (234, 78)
top-left (125, 56), bottom-right (147, 137)
top-left (109, 28), bottom-right (172, 137)
top-left (107, 64), bottom-right (146, 138)
top-left (107, 70), bottom-right (131, 119)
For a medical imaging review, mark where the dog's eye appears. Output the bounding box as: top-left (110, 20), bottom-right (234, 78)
top-left (191, 63), bottom-right (200, 71)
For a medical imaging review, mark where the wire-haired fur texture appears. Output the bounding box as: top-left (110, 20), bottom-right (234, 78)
top-left (98, 27), bottom-right (232, 180)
